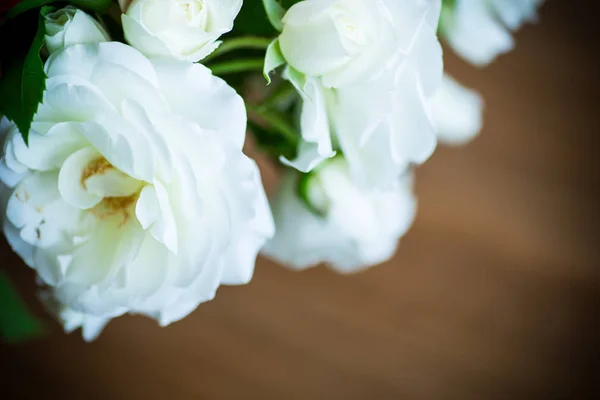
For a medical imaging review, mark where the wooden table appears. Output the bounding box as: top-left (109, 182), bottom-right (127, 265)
top-left (2, 2), bottom-right (599, 399)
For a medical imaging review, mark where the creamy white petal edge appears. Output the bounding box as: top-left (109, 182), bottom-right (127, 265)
top-left (0, 42), bottom-right (274, 341)
top-left (262, 158), bottom-right (416, 273)
top-left (440, 0), bottom-right (544, 66)
top-left (431, 73), bottom-right (483, 145)
top-left (277, 0), bottom-right (443, 189)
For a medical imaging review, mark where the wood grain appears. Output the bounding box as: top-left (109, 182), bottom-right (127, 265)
top-left (1, 2), bottom-right (599, 399)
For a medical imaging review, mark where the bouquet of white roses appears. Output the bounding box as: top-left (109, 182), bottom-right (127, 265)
top-left (0, 0), bottom-right (543, 341)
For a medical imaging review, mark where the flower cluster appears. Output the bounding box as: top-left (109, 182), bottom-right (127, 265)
top-left (0, 0), bottom-right (544, 340)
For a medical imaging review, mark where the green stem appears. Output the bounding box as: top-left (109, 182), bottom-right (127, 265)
top-left (248, 105), bottom-right (299, 146)
top-left (264, 81), bottom-right (298, 109)
top-left (209, 59), bottom-right (265, 75)
top-left (204, 36), bottom-right (272, 62)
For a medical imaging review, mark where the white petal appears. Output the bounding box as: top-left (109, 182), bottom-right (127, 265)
top-left (430, 74), bottom-right (483, 145)
top-left (45, 42), bottom-right (158, 88)
top-left (262, 173), bottom-right (344, 269)
top-left (12, 122), bottom-right (87, 171)
top-left (220, 161), bottom-right (274, 285)
top-left (121, 13), bottom-right (174, 59)
top-left (149, 181), bottom-right (178, 255)
top-left (89, 62), bottom-right (168, 114)
top-left (4, 219), bottom-right (35, 267)
top-left (135, 185), bottom-right (159, 230)
top-left (281, 68), bottom-right (335, 172)
top-left (151, 59), bottom-right (247, 149)
top-left (77, 120), bottom-right (152, 183)
top-left (279, 3), bottom-right (351, 78)
top-left (264, 163), bottom-right (416, 273)
top-left (63, 10), bottom-right (110, 47)
top-left (7, 172), bottom-right (59, 229)
top-left (58, 147), bottom-right (103, 209)
top-left (442, 0), bottom-right (515, 66)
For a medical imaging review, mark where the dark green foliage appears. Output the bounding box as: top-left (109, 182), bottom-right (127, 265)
top-left (249, 120), bottom-right (298, 162)
top-left (5, 0), bottom-right (112, 19)
top-left (0, 270), bottom-right (47, 343)
top-left (0, 8), bottom-right (46, 143)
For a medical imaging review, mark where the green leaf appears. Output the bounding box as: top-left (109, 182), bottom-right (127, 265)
top-left (438, 0), bottom-right (457, 34)
top-left (249, 120), bottom-right (297, 161)
top-left (95, 10), bottom-right (125, 43)
top-left (280, 0), bottom-right (302, 7)
top-left (263, 39), bottom-right (285, 84)
top-left (203, 36), bottom-right (272, 63)
top-left (0, 270), bottom-right (47, 343)
top-left (230, 0), bottom-right (302, 37)
top-left (0, 9), bottom-right (47, 144)
top-left (442, 0), bottom-right (457, 10)
top-left (247, 102), bottom-right (300, 161)
top-left (208, 58), bottom-right (265, 76)
top-left (232, 0), bottom-right (278, 36)
top-left (262, 0), bottom-right (285, 31)
top-left (5, 0), bottom-right (51, 18)
top-left (5, 0), bottom-right (112, 19)
top-left (248, 105), bottom-right (299, 148)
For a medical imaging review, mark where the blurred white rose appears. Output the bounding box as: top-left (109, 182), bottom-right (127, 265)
top-left (268, 0), bottom-right (443, 188)
top-left (0, 42), bottom-right (274, 341)
top-left (439, 0), bottom-right (544, 66)
top-left (263, 157), bottom-right (416, 273)
top-left (430, 73), bottom-right (483, 145)
top-left (121, 0), bottom-right (242, 62)
top-left (43, 6), bottom-right (110, 54)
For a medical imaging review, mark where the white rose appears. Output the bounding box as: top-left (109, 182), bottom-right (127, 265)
top-left (43, 6), bottom-right (110, 54)
top-left (430, 73), bottom-right (483, 145)
top-left (439, 0), bottom-right (544, 66)
top-left (278, 0), bottom-right (404, 88)
top-left (268, 0), bottom-right (443, 188)
top-left (262, 157), bottom-right (416, 273)
top-left (0, 42), bottom-right (274, 341)
top-left (121, 0), bottom-right (243, 62)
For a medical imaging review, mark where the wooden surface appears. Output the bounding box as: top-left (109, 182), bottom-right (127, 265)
top-left (2, 2), bottom-right (599, 399)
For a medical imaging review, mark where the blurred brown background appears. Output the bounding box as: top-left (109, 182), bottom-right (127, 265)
top-left (2, 1), bottom-right (600, 399)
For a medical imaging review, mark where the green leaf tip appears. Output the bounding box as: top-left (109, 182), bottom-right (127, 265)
top-left (0, 8), bottom-right (47, 145)
top-left (263, 39), bottom-right (285, 85)
top-left (0, 271), bottom-right (47, 344)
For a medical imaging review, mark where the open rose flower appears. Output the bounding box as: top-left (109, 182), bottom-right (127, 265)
top-left (0, 41), bottom-right (274, 341)
top-left (265, 0), bottom-right (443, 188)
top-left (263, 157), bottom-right (416, 273)
top-left (439, 0), bottom-right (544, 66)
top-left (121, 0), bottom-right (243, 62)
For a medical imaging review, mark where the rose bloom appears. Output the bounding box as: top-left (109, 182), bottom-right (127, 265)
top-left (439, 0), bottom-right (544, 66)
top-left (121, 0), bottom-right (242, 62)
top-left (0, 41), bottom-right (274, 340)
top-left (263, 157), bottom-right (416, 273)
top-left (268, 0), bottom-right (443, 188)
top-left (43, 6), bottom-right (110, 54)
